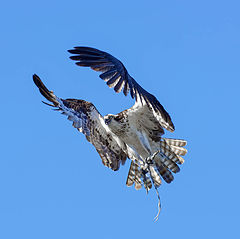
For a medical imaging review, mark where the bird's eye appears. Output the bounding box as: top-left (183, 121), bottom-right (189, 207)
top-left (105, 117), bottom-right (112, 125)
top-left (114, 116), bottom-right (121, 122)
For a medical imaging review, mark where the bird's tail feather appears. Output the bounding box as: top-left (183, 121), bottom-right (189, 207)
top-left (161, 138), bottom-right (187, 165)
top-left (155, 164), bottom-right (174, 184)
top-left (163, 138), bottom-right (187, 147)
top-left (126, 161), bottom-right (153, 191)
top-left (126, 161), bottom-right (142, 190)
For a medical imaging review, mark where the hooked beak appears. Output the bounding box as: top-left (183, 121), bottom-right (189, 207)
top-left (105, 118), bottom-right (111, 125)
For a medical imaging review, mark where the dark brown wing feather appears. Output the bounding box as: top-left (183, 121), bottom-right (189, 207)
top-left (33, 74), bottom-right (127, 171)
top-left (68, 46), bottom-right (175, 132)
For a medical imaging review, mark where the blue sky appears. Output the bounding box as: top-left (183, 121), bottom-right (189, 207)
top-left (1, 0), bottom-right (240, 238)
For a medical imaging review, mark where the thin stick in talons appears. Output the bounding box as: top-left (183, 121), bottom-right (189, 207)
top-left (146, 150), bottom-right (162, 222)
top-left (153, 186), bottom-right (161, 222)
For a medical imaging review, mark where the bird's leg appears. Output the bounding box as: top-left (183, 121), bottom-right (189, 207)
top-left (146, 150), bottom-right (160, 164)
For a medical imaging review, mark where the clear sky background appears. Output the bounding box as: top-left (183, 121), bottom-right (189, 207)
top-left (1, 0), bottom-right (240, 238)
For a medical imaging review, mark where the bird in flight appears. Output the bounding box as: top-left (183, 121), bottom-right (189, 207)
top-left (33, 46), bottom-right (187, 220)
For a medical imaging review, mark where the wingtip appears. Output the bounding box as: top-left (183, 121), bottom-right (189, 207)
top-left (33, 73), bottom-right (39, 80)
top-left (67, 46), bottom-right (84, 54)
top-left (32, 74), bottom-right (51, 94)
top-left (32, 74), bottom-right (41, 86)
top-left (67, 49), bottom-right (74, 54)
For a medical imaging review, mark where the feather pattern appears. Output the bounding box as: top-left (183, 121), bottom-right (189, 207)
top-left (126, 161), bottom-right (142, 190)
top-left (68, 46), bottom-right (175, 132)
top-left (161, 138), bottom-right (188, 164)
top-left (156, 163), bottom-right (174, 184)
top-left (163, 138), bottom-right (187, 147)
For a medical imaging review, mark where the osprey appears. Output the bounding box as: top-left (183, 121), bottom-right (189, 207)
top-left (33, 46), bottom-right (187, 220)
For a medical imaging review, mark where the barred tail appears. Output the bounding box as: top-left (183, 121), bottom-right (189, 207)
top-left (126, 161), bottom-right (142, 190)
top-left (153, 138), bottom-right (187, 184)
top-left (161, 138), bottom-right (187, 165)
top-left (126, 161), bottom-right (153, 191)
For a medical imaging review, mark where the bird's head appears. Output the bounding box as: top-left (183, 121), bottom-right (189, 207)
top-left (104, 114), bottom-right (116, 125)
top-left (104, 114), bottom-right (123, 130)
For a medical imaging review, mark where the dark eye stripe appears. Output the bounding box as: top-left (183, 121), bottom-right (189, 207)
top-left (114, 116), bottom-right (121, 122)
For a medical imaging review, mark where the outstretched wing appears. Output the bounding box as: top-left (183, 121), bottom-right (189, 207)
top-left (33, 74), bottom-right (127, 171)
top-left (68, 46), bottom-right (175, 132)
